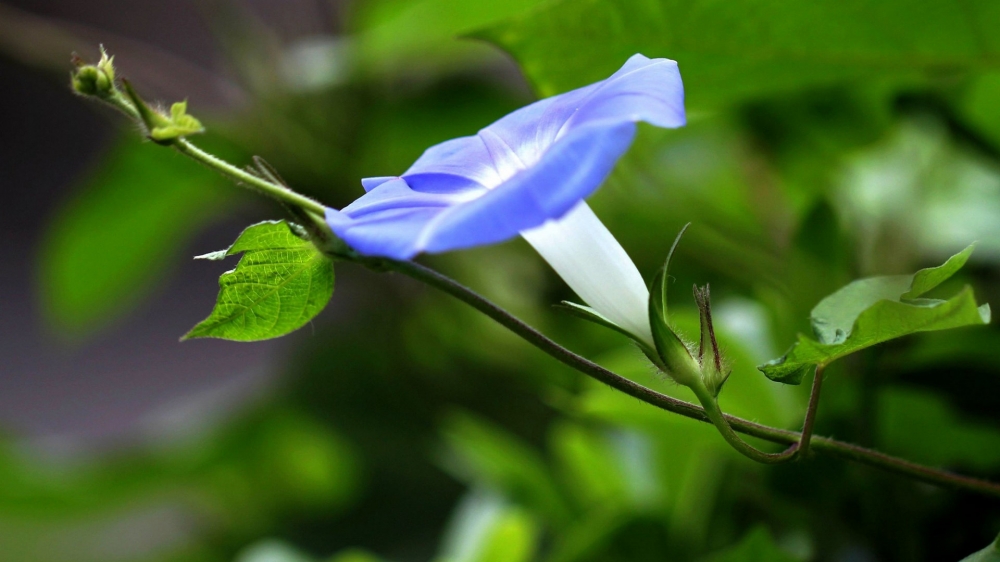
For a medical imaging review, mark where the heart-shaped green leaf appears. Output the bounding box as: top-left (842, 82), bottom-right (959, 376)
top-left (184, 221), bottom-right (334, 342)
top-left (761, 245), bottom-right (990, 384)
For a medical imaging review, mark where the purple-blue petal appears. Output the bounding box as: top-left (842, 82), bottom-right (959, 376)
top-left (326, 53), bottom-right (685, 259)
top-left (423, 121), bottom-right (637, 253)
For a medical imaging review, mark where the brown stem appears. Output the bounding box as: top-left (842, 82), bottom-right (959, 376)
top-left (376, 257), bottom-right (1000, 499)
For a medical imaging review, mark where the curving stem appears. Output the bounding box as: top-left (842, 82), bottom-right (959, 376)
top-left (688, 364), bottom-right (826, 464)
top-left (75, 80), bottom-right (1000, 497)
top-left (373, 257), bottom-right (1000, 498)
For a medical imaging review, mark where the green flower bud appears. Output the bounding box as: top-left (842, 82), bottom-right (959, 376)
top-left (694, 284), bottom-right (731, 396)
top-left (71, 48), bottom-right (116, 98)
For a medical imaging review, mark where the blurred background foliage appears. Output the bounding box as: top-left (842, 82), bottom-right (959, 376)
top-left (2, 0), bottom-right (1000, 560)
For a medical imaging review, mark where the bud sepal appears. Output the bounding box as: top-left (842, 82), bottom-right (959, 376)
top-left (122, 81), bottom-right (203, 143)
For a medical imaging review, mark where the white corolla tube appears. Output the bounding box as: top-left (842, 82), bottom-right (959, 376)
top-left (521, 201), bottom-right (653, 346)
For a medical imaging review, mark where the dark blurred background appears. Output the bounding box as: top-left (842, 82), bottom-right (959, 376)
top-left (2, 1), bottom-right (1000, 561)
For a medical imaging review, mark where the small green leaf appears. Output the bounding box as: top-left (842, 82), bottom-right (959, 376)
top-left (184, 220), bottom-right (334, 342)
top-left (704, 527), bottom-right (802, 562)
top-left (960, 533), bottom-right (1000, 562)
top-left (761, 246), bottom-right (990, 384)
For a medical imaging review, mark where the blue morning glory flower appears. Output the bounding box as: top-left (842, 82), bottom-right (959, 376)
top-left (326, 54), bottom-right (685, 343)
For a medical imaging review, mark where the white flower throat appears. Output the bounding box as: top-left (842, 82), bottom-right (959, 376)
top-left (521, 202), bottom-right (653, 346)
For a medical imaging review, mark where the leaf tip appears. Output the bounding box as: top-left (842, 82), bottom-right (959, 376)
top-left (194, 249), bottom-right (229, 261)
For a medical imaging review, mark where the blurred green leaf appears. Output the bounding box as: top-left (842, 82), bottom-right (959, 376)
top-left (352, 0), bottom-right (547, 74)
top-left (761, 245), bottom-right (990, 383)
top-left (237, 541), bottom-right (314, 562)
top-left (0, 406), bottom-right (356, 562)
top-left (879, 388), bottom-right (1000, 471)
top-left (440, 411), bottom-right (571, 525)
top-left (40, 137), bottom-right (231, 335)
top-left (472, 509), bottom-right (538, 562)
top-left (184, 221), bottom-right (334, 342)
top-left (960, 73), bottom-right (1000, 148)
top-left (549, 423), bottom-right (628, 512)
top-left (703, 527), bottom-right (801, 562)
top-left (437, 491), bottom-right (539, 562)
top-left (961, 534), bottom-right (1000, 562)
top-left (480, 0), bottom-right (1000, 106)
top-left (327, 550), bottom-right (385, 562)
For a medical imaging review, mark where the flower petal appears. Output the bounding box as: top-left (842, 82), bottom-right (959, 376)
top-left (332, 54), bottom-right (686, 260)
top-left (558, 54), bottom-right (685, 135)
top-left (403, 135), bottom-right (502, 189)
top-left (522, 201), bottom-right (653, 345)
top-left (326, 205), bottom-right (441, 259)
top-left (422, 121), bottom-right (637, 253)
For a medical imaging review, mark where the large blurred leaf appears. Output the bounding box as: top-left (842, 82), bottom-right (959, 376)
top-left (480, 0), bottom-right (1000, 106)
top-left (0, 408), bottom-right (357, 562)
top-left (549, 423), bottom-right (629, 512)
top-left (237, 541), bottom-right (314, 562)
top-left (878, 388), bottom-right (1000, 471)
top-left (40, 138), bottom-right (232, 335)
top-left (472, 509), bottom-right (538, 562)
top-left (703, 527), bottom-right (801, 562)
top-left (440, 411), bottom-right (571, 525)
top-left (184, 221), bottom-right (334, 342)
top-left (961, 534), bottom-right (1000, 562)
top-left (761, 245), bottom-right (990, 384)
top-left (438, 491), bottom-right (539, 562)
top-left (351, 0), bottom-right (547, 74)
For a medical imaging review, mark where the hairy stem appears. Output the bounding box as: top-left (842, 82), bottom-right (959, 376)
top-left (172, 139), bottom-right (326, 215)
top-left (690, 362), bottom-right (826, 463)
top-left (102, 120), bottom-right (999, 499)
top-left (798, 364), bottom-right (825, 455)
top-left (374, 257), bottom-right (1000, 499)
top-left (689, 378), bottom-right (799, 464)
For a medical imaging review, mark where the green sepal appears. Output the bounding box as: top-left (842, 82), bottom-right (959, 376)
top-left (122, 80), bottom-right (170, 132)
top-left (554, 301), bottom-right (647, 344)
top-left (122, 82), bottom-right (203, 142)
top-left (556, 300), bottom-right (662, 366)
top-left (648, 265), bottom-right (700, 386)
top-left (183, 220), bottom-right (334, 342)
top-left (660, 222), bottom-right (690, 316)
top-left (761, 245), bottom-right (990, 384)
top-left (149, 100), bottom-right (205, 142)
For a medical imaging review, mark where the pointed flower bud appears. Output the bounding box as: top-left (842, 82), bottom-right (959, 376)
top-left (694, 284), bottom-right (731, 396)
top-left (639, 226), bottom-right (732, 395)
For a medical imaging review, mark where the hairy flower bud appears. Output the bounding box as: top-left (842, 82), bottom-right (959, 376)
top-left (71, 49), bottom-right (116, 99)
